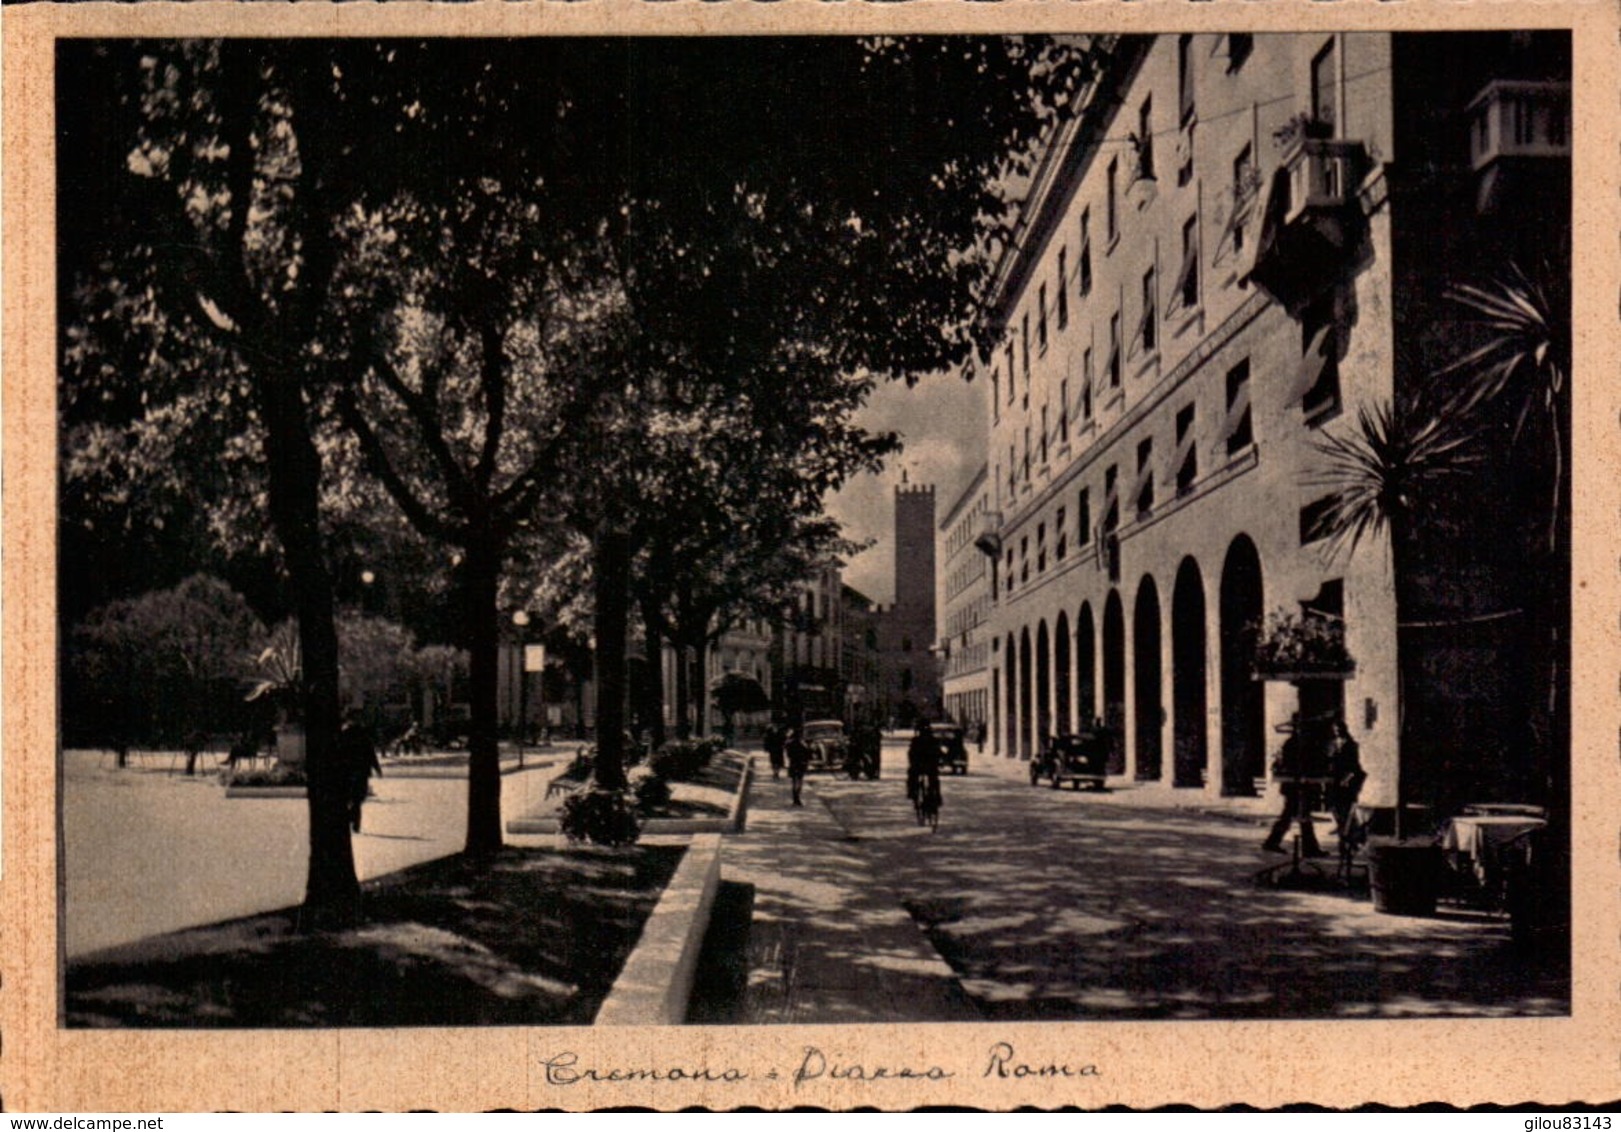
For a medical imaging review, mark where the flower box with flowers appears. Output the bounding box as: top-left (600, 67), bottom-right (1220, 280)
top-left (1250, 610), bottom-right (1356, 681)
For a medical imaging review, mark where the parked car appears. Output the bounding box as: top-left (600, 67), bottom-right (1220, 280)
top-left (931, 725), bottom-right (969, 775)
top-left (799, 720), bottom-right (849, 773)
top-left (1031, 728), bottom-right (1112, 791)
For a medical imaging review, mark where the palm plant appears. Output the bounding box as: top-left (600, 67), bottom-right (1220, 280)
top-left (1437, 260), bottom-right (1570, 948)
top-left (1310, 399), bottom-right (1482, 839)
top-left (1436, 262), bottom-right (1569, 554)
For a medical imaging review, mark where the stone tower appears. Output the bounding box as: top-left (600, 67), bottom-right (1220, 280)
top-left (880, 477), bottom-right (939, 724)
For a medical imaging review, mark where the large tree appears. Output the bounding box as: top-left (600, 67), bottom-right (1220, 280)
top-left (60, 35), bottom-right (1099, 864)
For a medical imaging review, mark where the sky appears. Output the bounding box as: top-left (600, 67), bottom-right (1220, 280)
top-left (825, 370), bottom-right (988, 606)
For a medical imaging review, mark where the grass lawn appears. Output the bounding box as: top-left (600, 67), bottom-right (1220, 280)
top-left (65, 844), bottom-right (684, 1028)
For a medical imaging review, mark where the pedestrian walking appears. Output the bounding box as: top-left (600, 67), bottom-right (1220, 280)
top-left (1326, 720), bottom-right (1367, 838)
top-left (785, 727), bottom-right (811, 807)
top-left (1262, 715), bottom-right (1326, 857)
top-left (906, 722), bottom-right (942, 830)
top-left (341, 711), bottom-right (382, 834)
top-left (764, 722), bottom-right (786, 781)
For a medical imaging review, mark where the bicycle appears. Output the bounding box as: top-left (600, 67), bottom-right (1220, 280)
top-left (909, 770), bottom-right (941, 831)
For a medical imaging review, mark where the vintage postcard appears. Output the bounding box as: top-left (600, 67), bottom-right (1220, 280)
top-left (5, 0), bottom-right (1619, 1112)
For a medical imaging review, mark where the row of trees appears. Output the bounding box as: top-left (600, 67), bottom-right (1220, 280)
top-left (59, 37), bottom-right (1098, 918)
top-left (68, 573), bottom-right (469, 760)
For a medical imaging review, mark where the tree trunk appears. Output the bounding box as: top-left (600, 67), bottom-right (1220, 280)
top-left (673, 640), bottom-right (691, 739)
top-left (462, 533), bottom-right (505, 858)
top-left (256, 371), bottom-right (358, 921)
top-left (642, 602), bottom-right (667, 749)
top-left (593, 521), bottom-right (632, 790)
top-left (690, 633), bottom-right (709, 738)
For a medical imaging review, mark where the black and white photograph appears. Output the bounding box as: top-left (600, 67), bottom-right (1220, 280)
top-left (9, 4), bottom-right (1616, 1111)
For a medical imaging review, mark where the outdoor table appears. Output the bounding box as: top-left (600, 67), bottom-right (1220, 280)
top-left (1440, 814), bottom-right (1546, 904)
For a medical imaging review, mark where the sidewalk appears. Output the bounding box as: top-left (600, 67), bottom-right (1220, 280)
top-left (698, 745), bottom-right (1567, 1021)
top-left (971, 747), bottom-right (1281, 826)
top-left (712, 767), bottom-right (982, 1024)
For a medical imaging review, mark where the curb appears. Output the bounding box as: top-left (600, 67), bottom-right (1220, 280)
top-left (973, 751), bottom-right (1277, 825)
top-left (223, 785), bottom-right (306, 799)
top-left (594, 833), bottom-right (723, 1026)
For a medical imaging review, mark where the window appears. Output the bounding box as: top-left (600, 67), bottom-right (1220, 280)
top-left (1037, 523), bottom-right (1047, 573)
top-left (1008, 445), bottom-right (1016, 496)
top-left (1059, 379), bottom-right (1069, 441)
top-left (1038, 284), bottom-right (1049, 351)
top-left (1020, 537), bottom-right (1029, 584)
top-left (1103, 465), bottom-right (1119, 531)
top-left (1056, 507), bottom-right (1067, 561)
top-left (1300, 297), bottom-right (1342, 425)
top-left (1178, 35), bottom-right (1196, 124)
top-left (1108, 312), bottom-right (1122, 387)
top-left (1078, 488), bottom-right (1092, 545)
top-left (1005, 344), bottom-right (1016, 404)
top-left (1175, 403), bottom-right (1197, 495)
top-left (1224, 357), bottom-right (1253, 454)
top-left (991, 368), bottom-right (1000, 423)
top-left (1136, 436), bottom-right (1155, 516)
top-left (1022, 426), bottom-right (1031, 483)
top-left (1227, 33), bottom-right (1253, 72)
top-left (1137, 96), bottom-right (1155, 181)
top-left (1021, 314), bottom-right (1031, 398)
top-left (1312, 39), bottom-right (1338, 135)
top-left (1232, 143), bottom-right (1254, 254)
top-left (1006, 546), bottom-right (1015, 589)
top-left (1299, 495), bottom-right (1337, 545)
top-left (1039, 405), bottom-right (1049, 465)
top-left (1082, 348), bottom-right (1094, 420)
top-left (1056, 249), bottom-right (1069, 329)
top-left (1106, 158), bottom-right (1118, 243)
top-left (1139, 267), bottom-right (1158, 354)
top-left (1079, 209), bottom-right (1094, 293)
top-left (1178, 215), bottom-right (1200, 310)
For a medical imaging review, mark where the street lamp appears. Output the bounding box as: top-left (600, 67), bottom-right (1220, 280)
top-left (512, 610), bottom-right (530, 769)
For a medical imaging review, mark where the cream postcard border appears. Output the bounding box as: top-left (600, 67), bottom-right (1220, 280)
top-left (4, 0), bottom-right (1618, 1111)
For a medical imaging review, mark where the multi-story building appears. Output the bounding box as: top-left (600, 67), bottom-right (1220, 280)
top-left (974, 32), bottom-right (1568, 805)
top-left (772, 564), bottom-right (849, 724)
top-left (937, 465), bottom-right (993, 729)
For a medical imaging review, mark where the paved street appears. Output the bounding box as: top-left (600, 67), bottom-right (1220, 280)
top-left (62, 749), bottom-right (565, 957)
top-left (713, 738), bottom-right (1566, 1022)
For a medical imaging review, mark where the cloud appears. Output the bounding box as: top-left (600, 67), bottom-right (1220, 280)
top-left (826, 371), bottom-right (987, 604)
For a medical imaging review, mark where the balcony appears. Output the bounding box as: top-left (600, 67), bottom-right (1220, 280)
top-left (1282, 139), bottom-right (1367, 224)
top-left (1244, 138), bottom-right (1370, 313)
top-left (1469, 80), bottom-right (1570, 171)
top-left (973, 510), bottom-right (1003, 558)
top-left (1468, 80), bottom-right (1571, 216)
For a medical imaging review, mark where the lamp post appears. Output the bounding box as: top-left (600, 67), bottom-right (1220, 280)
top-left (512, 610), bottom-right (530, 770)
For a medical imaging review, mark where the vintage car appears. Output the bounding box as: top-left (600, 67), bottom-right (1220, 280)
top-left (1030, 728), bottom-right (1112, 791)
top-left (931, 725), bottom-right (970, 775)
top-left (799, 720), bottom-right (850, 773)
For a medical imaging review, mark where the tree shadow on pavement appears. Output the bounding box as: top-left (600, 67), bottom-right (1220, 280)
top-left (65, 845), bottom-right (683, 1028)
top-left (820, 775), bottom-right (1568, 1021)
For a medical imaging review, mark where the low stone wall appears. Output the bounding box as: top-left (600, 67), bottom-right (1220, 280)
top-left (594, 833), bottom-right (723, 1026)
top-left (505, 754), bottom-right (755, 837)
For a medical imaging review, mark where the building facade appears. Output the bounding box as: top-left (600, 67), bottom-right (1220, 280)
top-left (975, 32), bottom-right (1568, 805)
top-left (937, 465), bottom-right (993, 729)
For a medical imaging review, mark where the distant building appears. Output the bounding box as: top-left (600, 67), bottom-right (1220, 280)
top-left (936, 464), bottom-right (993, 730)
